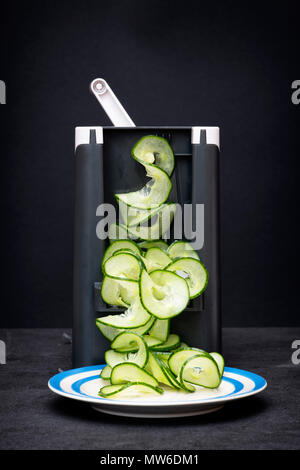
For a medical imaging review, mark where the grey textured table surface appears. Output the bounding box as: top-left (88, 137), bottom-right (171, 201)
top-left (0, 328), bottom-right (299, 450)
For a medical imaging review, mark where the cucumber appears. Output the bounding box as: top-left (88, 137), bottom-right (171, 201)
top-left (99, 382), bottom-right (163, 398)
top-left (146, 352), bottom-right (179, 389)
top-left (149, 350), bottom-right (195, 392)
top-left (167, 241), bottom-right (199, 261)
top-left (103, 252), bottom-right (142, 280)
top-left (115, 164), bottom-right (172, 210)
top-left (168, 348), bottom-right (205, 377)
top-left (111, 331), bottom-right (149, 368)
top-left (179, 353), bottom-right (221, 389)
top-left (154, 351), bottom-right (171, 363)
top-left (158, 362), bottom-right (183, 390)
top-left (176, 342), bottom-right (190, 350)
top-left (95, 135), bottom-right (220, 398)
top-left (108, 223), bottom-right (132, 242)
top-left (118, 200), bottom-right (165, 228)
top-left (96, 316), bottom-right (155, 342)
top-left (132, 135), bottom-right (175, 176)
top-left (138, 240), bottom-right (169, 252)
top-left (143, 335), bottom-right (163, 347)
top-left (144, 248), bottom-right (172, 273)
top-left (126, 203), bottom-right (176, 241)
top-left (100, 365), bottom-right (112, 380)
top-left (140, 269), bottom-right (189, 319)
top-left (96, 298), bottom-right (151, 329)
top-left (176, 376), bottom-right (195, 393)
top-left (149, 319), bottom-right (170, 342)
top-left (166, 257), bottom-right (208, 299)
top-left (105, 349), bottom-right (126, 368)
top-left (110, 363), bottom-right (159, 388)
top-left (102, 240), bottom-right (141, 266)
top-left (209, 352), bottom-right (225, 377)
top-left (151, 333), bottom-right (181, 351)
top-left (101, 276), bottom-right (139, 307)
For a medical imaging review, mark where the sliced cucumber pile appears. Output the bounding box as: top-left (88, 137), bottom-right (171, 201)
top-left (110, 135), bottom-right (176, 242)
top-left (97, 237), bottom-right (223, 398)
top-left (96, 136), bottom-right (224, 398)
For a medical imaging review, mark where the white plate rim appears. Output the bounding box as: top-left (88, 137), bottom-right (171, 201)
top-left (48, 365), bottom-right (267, 407)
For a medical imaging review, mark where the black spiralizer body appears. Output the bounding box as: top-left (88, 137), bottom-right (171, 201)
top-left (72, 125), bottom-right (221, 367)
top-left (73, 127), bottom-right (107, 367)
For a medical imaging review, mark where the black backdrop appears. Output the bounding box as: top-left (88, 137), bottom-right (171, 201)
top-left (0, 0), bottom-right (299, 327)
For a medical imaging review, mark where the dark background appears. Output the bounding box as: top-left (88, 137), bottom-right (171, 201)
top-left (0, 0), bottom-right (299, 327)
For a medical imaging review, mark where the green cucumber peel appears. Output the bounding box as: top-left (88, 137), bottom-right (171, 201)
top-left (99, 382), bottom-right (163, 397)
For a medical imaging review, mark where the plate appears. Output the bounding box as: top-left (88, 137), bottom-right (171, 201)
top-left (48, 365), bottom-right (267, 418)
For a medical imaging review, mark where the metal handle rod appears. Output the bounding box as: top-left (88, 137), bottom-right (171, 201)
top-left (90, 78), bottom-right (135, 127)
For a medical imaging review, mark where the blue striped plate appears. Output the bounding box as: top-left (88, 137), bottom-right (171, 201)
top-left (48, 365), bottom-right (267, 418)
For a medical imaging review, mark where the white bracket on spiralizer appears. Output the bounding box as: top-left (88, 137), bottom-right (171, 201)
top-left (191, 127), bottom-right (220, 149)
top-left (90, 78), bottom-right (135, 127)
top-left (75, 127), bottom-right (103, 151)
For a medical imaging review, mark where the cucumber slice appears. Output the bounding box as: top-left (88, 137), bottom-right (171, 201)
top-left (158, 362), bottom-right (183, 390)
top-left (110, 363), bottom-right (159, 388)
top-left (168, 241), bottom-right (200, 260)
top-left (111, 331), bottom-right (148, 368)
top-left (166, 257), bottom-right (208, 299)
top-left (102, 240), bottom-right (141, 266)
top-left (108, 223), bottom-right (133, 242)
top-left (176, 376), bottom-right (195, 393)
top-left (168, 348), bottom-right (205, 377)
top-left (149, 319), bottom-right (170, 342)
top-left (143, 335), bottom-right (163, 347)
top-left (209, 352), bottom-right (225, 377)
top-left (151, 333), bottom-right (181, 351)
top-left (118, 200), bottom-right (165, 228)
top-left (105, 349), bottom-right (126, 368)
top-left (100, 365), bottom-right (112, 380)
top-left (154, 351), bottom-right (171, 363)
top-left (179, 354), bottom-right (221, 389)
top-left (153, 347), bottom-right (196, 392)
top-left (132, 135), bottom-right (175, 176)
top-left (96, 316), bottom-right (155, 342)
top-left (99, 382), bottom-right (163, 398)
top-left (103, 252), bottom-right (142, 280)
top-left (115, 164), bottom-right (172, 210)
top-left (140, 269), bottom-right (189, 319)
top-left (176, 342), bottom-right (190, 350)
top-left (126, 203), bottom-right (176, 241)
top-left (96, 298), bottom-right (151, 329)
top-left (138, 240), bottom-right (169, 252)
top-left (101, 276), bottom-right (139, 307)
top-left (148, 353), bottom-right (192, 391)
top-left (144, 248), bottom-right (172, 273)
top-left (146, 352), bottom-right (179, 389)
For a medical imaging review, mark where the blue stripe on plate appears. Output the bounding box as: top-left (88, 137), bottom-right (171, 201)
top-left (49, 365), bottom-right (267, 402)
top-left (70, 374), bottom-right (244, 400)
top-left (225, 367), bottom-right (267, 393)
top-left (49, 365), bottom-right (104, 396)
